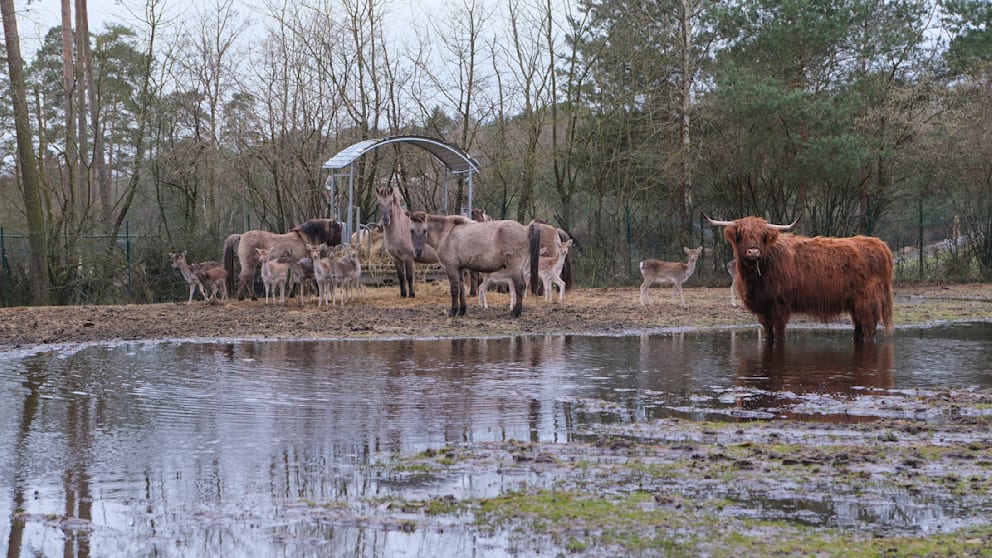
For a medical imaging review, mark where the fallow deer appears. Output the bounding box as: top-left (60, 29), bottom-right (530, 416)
top-left (255, 247), bottom-right (289, 304)
top-left (638, 246), bottom-right (702, 306)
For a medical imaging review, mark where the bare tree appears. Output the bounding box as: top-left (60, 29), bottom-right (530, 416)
top-left (504, 0), bottom-right (553, 222)
top-left (109, 0), bottom-right (166, 240)
top-left (2, 0), bottom-right (51, 304)
top-left (413, 0), bottom-right (496, 213)
top-left (169, 0), bottom-right (248, 235)
top-left (547, 0), bottom-right (594, 234)
top-left (60, 0), bottom-right (82, 228)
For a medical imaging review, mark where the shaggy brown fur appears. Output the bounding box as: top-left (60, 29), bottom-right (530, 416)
top-left (705, 214), bottom-right (894, 343)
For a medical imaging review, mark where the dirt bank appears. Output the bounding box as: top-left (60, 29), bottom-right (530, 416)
top-left (1, 283), bottom-right (990, 350)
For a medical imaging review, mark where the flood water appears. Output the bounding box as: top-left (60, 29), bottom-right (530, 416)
top-left (1, 323), bottom-right (990, 556)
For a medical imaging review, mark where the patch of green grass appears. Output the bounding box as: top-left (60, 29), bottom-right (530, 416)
top-left (475, 489), bottom-right (695, 553)
top-left (468, 487), bottom-right (992, 557)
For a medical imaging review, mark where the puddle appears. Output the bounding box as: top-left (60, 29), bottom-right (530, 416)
top-left (2, 323), bottom-right (991, 556)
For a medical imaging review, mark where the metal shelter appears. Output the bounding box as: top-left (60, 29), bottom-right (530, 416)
top-left (321, 135), bottom-right (482, 242)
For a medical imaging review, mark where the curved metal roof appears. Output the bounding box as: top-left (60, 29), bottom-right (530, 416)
top-left (322, 135), bottom-right (481, 174)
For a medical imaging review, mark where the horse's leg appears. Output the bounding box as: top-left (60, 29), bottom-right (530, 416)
top-left (446, 268), bottom-right (461, 317)
top-left (457, 268), bottom-right (467, 316)
top-left (393, 255), bottom-right (409, 298)
top-left (468, 270), bottom-right (479, 296)
top-left (404, 258), bottom-right (416, 298)
top-left (510, 276), bottom-right (524, 318)
top-left (238, 272), bottom-right (251, 301)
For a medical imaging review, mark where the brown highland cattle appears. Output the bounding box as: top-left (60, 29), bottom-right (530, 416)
top-left (703, 213), bottom-right (894, 343)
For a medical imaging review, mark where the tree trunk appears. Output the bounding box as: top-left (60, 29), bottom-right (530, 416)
top-left (75, 0), bottom-right (91, 226)
top-left (677, 0), bottom-right (694, 231)
top-left (111, 7), bottom-right (159, 240)
top-left (61, 0), bottom-right (81, 225)
top-left (2, 0), bottom-right (51, 305)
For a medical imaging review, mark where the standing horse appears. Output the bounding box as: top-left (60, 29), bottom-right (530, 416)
top-left (409, 211), bottom-right (541, 318)
top-left (375, 186), bottom-right (438, 298)
top-left (223, 219), bottom-right (342, 300)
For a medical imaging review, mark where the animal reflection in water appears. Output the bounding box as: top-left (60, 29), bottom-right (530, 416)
top-left (734, 336), bottom-right (895, 421)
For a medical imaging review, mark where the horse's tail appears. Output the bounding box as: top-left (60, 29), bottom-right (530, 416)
top-left (557, 228), bottom-right (574, 291)
top-left (528, 224), bottom-right (541, 295)
top-left (223, 233), bottom-right (240, 295)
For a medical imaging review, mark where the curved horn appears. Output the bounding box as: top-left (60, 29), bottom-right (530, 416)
top-left (701, 212), bottom-right (733, 227)
top-left (768, 215), bottom-right (801, 231)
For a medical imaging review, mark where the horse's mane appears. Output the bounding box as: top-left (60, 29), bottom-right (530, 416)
top-left (294, 219), bottom-right (342, 246)
top-left (409, 211), bottom-right (474, 226)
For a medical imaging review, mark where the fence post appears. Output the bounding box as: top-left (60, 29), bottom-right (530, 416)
top-left (918, 197), bottom-right (924, 280)
top-left (126, 221), bottom-right (132, 298)
top-left (625, 201), bottom-right (633, 282)
top-left (1, 227), bottom-right (8, 307)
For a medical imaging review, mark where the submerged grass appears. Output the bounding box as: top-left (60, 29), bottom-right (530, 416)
top-left (365, 407), bottom-right (992, 557)
top-left (468, 488), bottom-right (992, 557)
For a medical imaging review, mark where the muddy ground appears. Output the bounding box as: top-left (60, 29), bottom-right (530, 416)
top-left (3, 282), bottom-right (992, 556)
top-left (1, 282), bottom-right (990, 349)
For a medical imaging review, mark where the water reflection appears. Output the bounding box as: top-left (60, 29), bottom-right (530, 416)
top-left (1, 324), bottom-right (990, 556)
top-left (735, 338), bottom-right (896, 420)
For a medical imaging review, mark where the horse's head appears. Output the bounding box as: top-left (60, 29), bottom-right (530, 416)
top-left (409, 211), bottom-right (430, 259)
top-left (375, 187), bottom-right (396, 227)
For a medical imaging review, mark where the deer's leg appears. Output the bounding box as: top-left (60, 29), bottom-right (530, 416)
top-left (555, 277), bottom-right (566, 301)
top-left (639, 281), bottom-right (651, 306)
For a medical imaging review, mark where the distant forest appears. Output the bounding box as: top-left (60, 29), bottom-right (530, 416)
top-left (2, 0), bottom-right (990, 305)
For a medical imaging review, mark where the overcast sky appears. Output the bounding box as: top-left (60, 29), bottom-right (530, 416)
top-left (14, 0), bottom-right (446, 55)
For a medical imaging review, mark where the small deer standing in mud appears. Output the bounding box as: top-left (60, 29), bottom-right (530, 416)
top-left (289, 257), bottom-right (315, 304)
top-left (332, 245), bottom-right (363, 304)
top-left (479, 237), bottom-right (573, 309)
top-left (639, 246), bottom-right (703, 306)
top-left (727, 259), bottom-right (739, 307)
top-left (538, 238), bottom-right (573, 302)
top-left (169, 251), bottom-right (227, 304)
top-left (306, 243), bottom-right (338, 306)
top-left (255, 247), bottom-right (290, 304)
